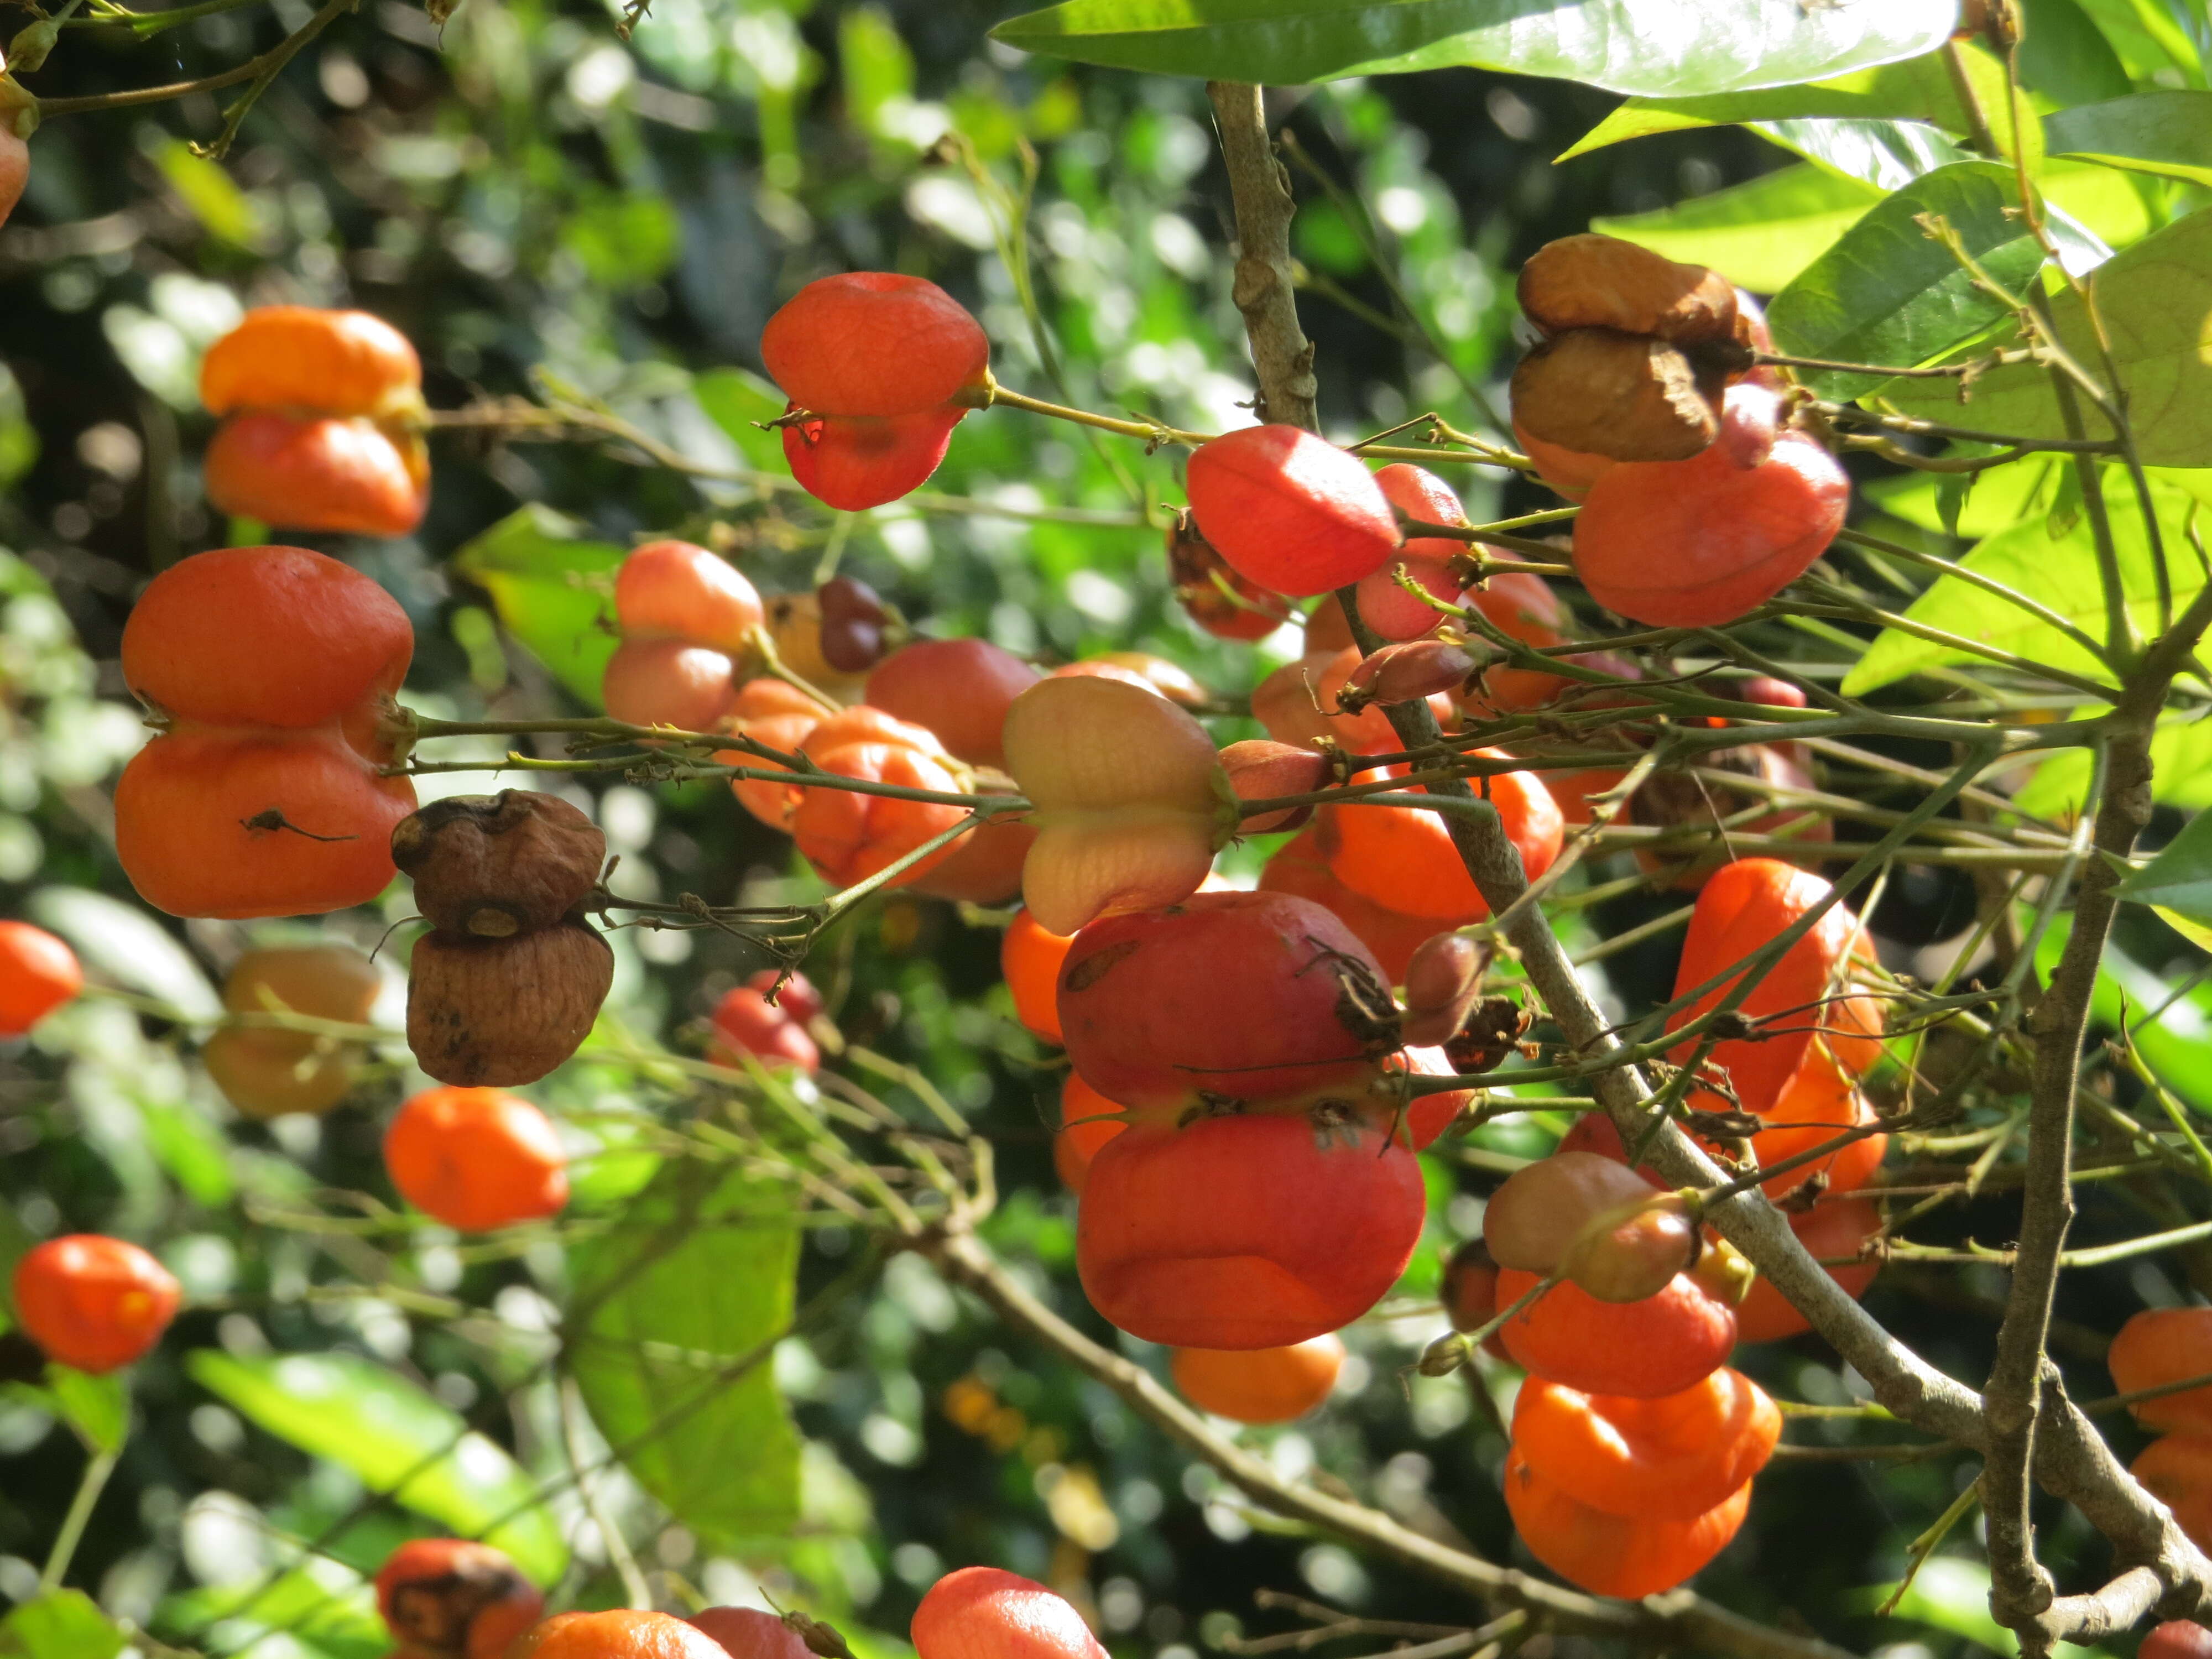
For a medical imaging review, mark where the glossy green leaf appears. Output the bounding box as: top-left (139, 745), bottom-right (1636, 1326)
top-left (2015, 0), bottom-right (2133, 108)
top-left (2117, 804), bottom-right (2212, 921)
top-left (1553, 45), bottom-right (2005, 160)
top-left (987, 0), bottom-right (1952, 95)
top-left (158, 1563), bottom-right (385, 1659)
top-left (2038, 914), bottom-right (2212, 1110)
top-left (692, 368), bottom-right (795, 476)
top-left (449, 505), bottom-right (625, 708)
top-left (2017, 716), bottom-right (2212, 818)
top-left (1749, 118), bottom-right (1970, 190)
top-left (2046, 91), bottom-right (2212, 186)
top-left (1879, 206), bottom-right (2212, 467)
top-left (186, 1350), bottom-right (568, 1583)
top-left (566, 1160), bottom-right (802, 1548)
top-left (28, 886), bottom-right (218, 1019)
top-left (0, 1593), bottom-right (127, 1659)
top-left (1769, 163), bottom-right (2052, 398)
top-left (47, 1366), bottom-right (129, 1453)
top-left (1841, 477), bottom-right (2202, 696)
top-left (1590, 163), bottom-right (1884, 293)
top-left (1864, 453), bottom-right (2063, 536)
top-left (146, 139), bottom-right (273, 253)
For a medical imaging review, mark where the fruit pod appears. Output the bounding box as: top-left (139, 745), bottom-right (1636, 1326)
top-left (1516, 234), bottom-right (1738, 345)
top-left (204, 942), bottom-right (383, 1119)
top-left (1183, 426), bottom-right (1401, 597)
top-left (375, 1540), bottom-right (545, 1659)
top-left (613, 539), bottom-right (765, 654)
top-left (686, 1610), bottom-right (814, 1659)
top-left (911, 1568), bottom-right (1108, 1659)
top-left (406, 920), bottom-right (613, 1087)
top-left (1501, 1445), bottom-right (1750, 1599)
top-left (392, 791), bottom-right (607, 937)
top-left (1509, 330), bottom-right (1721, 464)
top-left (1166, 507), bottom-right (1295, 640)
top-left (1220, 739), bottom-right (1331, 834)
top-left (204, 413), bottom-right (430, 539)
top-left (10, 1234), bottom-right (181, 1374)
top-left (1339, 639), bottom-right (1480, 711)
top-left (1171, 1334), bottom-right (1344, 1424)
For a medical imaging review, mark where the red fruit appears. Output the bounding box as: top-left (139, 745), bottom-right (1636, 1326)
top-left (1514, 422), bottom-right (1615, 503)
top-left (602, 639), bottom-right (737, 732)
top-left (2110, 1308), bottom-right (2212, 1433)
top-left (1399, 931), bottom-right (1483, 1047)
top-left (383, 1087), bottom-right (569, 1232)
top-left (1316, 756), bottom-right (1563, 922)
top-left (1667, 858), bottom-right (1882, 1115)
top-left (1305, 594), bottom-right (1355, 653)
top-left (789, 739), bottom-right (968, 889)
top-left (1511, 1366), bottom-right (1779, 1520)
top-left (1056, 891), bottom-right (1392, 1119)
top-left (1258, 828), bottom-right (1453, 983)
top-left (1077, 1109), bottom-right (1426, 1348)
top-left (204, 413), bottom-right (429, 538)
top-left (1355, 466), bottom-right (1471, 640)
top-left (512, 1613), bottom-right (732, 1659)
top-left (1503, 1445), bottom-right (1750, 1599)
top-left (866, 638), bottom-right (1041, 767)
top-left (1054, 1072), bottom-right (1125, 1193)
top-left (202, 307), bottom-right (424, 419)
top-left (1745, 1048), bottom-right (1887, 1199)
top-left (1733, 1196), bottom-right (1883, 1343)
top-left (1220, 739), bottom-right (1329, 834)
top-left (1560, 1194), bottom-right (1700, 1305)
top-left (2143, 1626), bottom-right (2212, 1659)
top-left (1185, 426), bottom-right (1400, 598)
top-left (781, 406), bottom-right (964, 512)
top-left (1393, 1043), bottom-right (1473, 1150)
top-left (910, 815), bottom-right (1036, 905)
top-left (1167, 508), bottom-right (1296, 640)
top-left (686, 1610), bottom-right (813, 1659)
top-left (375, 1540), bottom-right (544, 1659)
top-left (1484, 1151), bottom-right (1660, 1274)
top-left (0, 123), bottom-right (24, 232)
top-left (1575, 406), bottom-right (1849, 629)
top-left (911, 1567), bottom-right (1106, 1659)
top-left (11, 1234), bottom-right (181, 1373)
top-left (1492, 1265), bottom-right (1736, 1397)
top-left (761, 273), bottom-right (989, 418)
top-left (2134, 1437), bottom-right (2212, 1556)
top-left (0, 921), bottom-right (82, 1036)
top-left (1172, 1334), bottom-right (1343, 1423)
top-left (614, 541), bottom-right (765, 654)
top-left (1442, 1238), bottom-right (1506, 1352)
top-left (1001, 909), bottom-right (1073, 1045)
top-left (709, 971), bottom-right (822, 1073)
top-left (122, 544), bottom-right (412, 728)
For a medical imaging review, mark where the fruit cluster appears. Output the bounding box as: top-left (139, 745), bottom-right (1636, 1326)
top-left (2112, 1308), bottom-right (2212, 1553)
top-left (200, 307), bottom-right (431, 538)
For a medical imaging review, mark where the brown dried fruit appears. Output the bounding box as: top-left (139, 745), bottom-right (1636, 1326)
top-left (406, 919), bottom-right (613, 1086)
top-left (1518, 233), bottom-right (1738, 346)
top-left (1509, 330), bottom-right (1724, 464)
top-left (392, 791), bottom-right (606, 938)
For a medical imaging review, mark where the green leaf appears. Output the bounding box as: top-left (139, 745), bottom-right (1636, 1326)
top-left (28, 886), bottom-right (219, 1018)
top-left (1768, 162), bottom-right (2052, 398)
top-left (144, 139), bottom-right (274, 253)
top-left (2015, 0), bottom-right (2134, 108)
top-left (158, 1563), bottom-right (385, 1659)
top-left (987, 0), bottom-right (1952, 95)
top-left (563, 194), bottom-right (683, 290)
top-left (1878, 206), bottom-right (2212, 467)
top-left (1552, 44), bottom-right (2007, 160)
top-left (186, 1350), bottom-right (568, 1583)
top-left (0, 1593), bottom-right (127, 1659)
top-left (2038, 914), bottom-right (2212, 1110)
top-left (1864, 452), bottom-right (2063, 536)
top-left (566, 1160), bottom-right (803, 1548)
top-left (1841, 475), bottom-right (2201, 696)
top-left (2017, 715), bottom-right (2212, 818)
top-left (449, 505), bottom-right (625, 708)
top-left (2046, 91), bottom-right (2212, 186)
top-left (48, 1366), bottom-right (129, 1453)
top-left (1748, 117), bottom-right (1970, 190)
top-left (691, 368), bottom-right (795, 476)
top-left (1590, 163), bottom-right (1884, 293)
top-left (2117, 804), bottom-right (2212, 922)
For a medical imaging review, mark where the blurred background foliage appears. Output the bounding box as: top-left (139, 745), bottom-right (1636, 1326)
top-left (1, 0), bottom-right (2210, 1657)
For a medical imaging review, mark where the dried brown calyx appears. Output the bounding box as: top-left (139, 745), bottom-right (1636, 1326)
top-left (406, 921), bottom-right (614, 1087)
top-left (392, 790), bottom-right (605, 938)
top-left (1509, 330), bottom-right (1728, 464)
top-left (1518, 233), bottom-right (1738, 347)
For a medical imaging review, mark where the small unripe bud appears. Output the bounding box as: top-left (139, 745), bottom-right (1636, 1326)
top-left (1220, 739), bottom-right (1329, 833)
top-left (1558, 1192), bottom-right (1699, 1304)
top-left (1418, 1330), bottom-right (1472, 1376)
top-left (1694, 1235), bottom-right (1757, 1307)
top-left (1399, 931), bottom-right (1484, 1047)
top-left (1338, 638), bottom-right (1480, 712)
